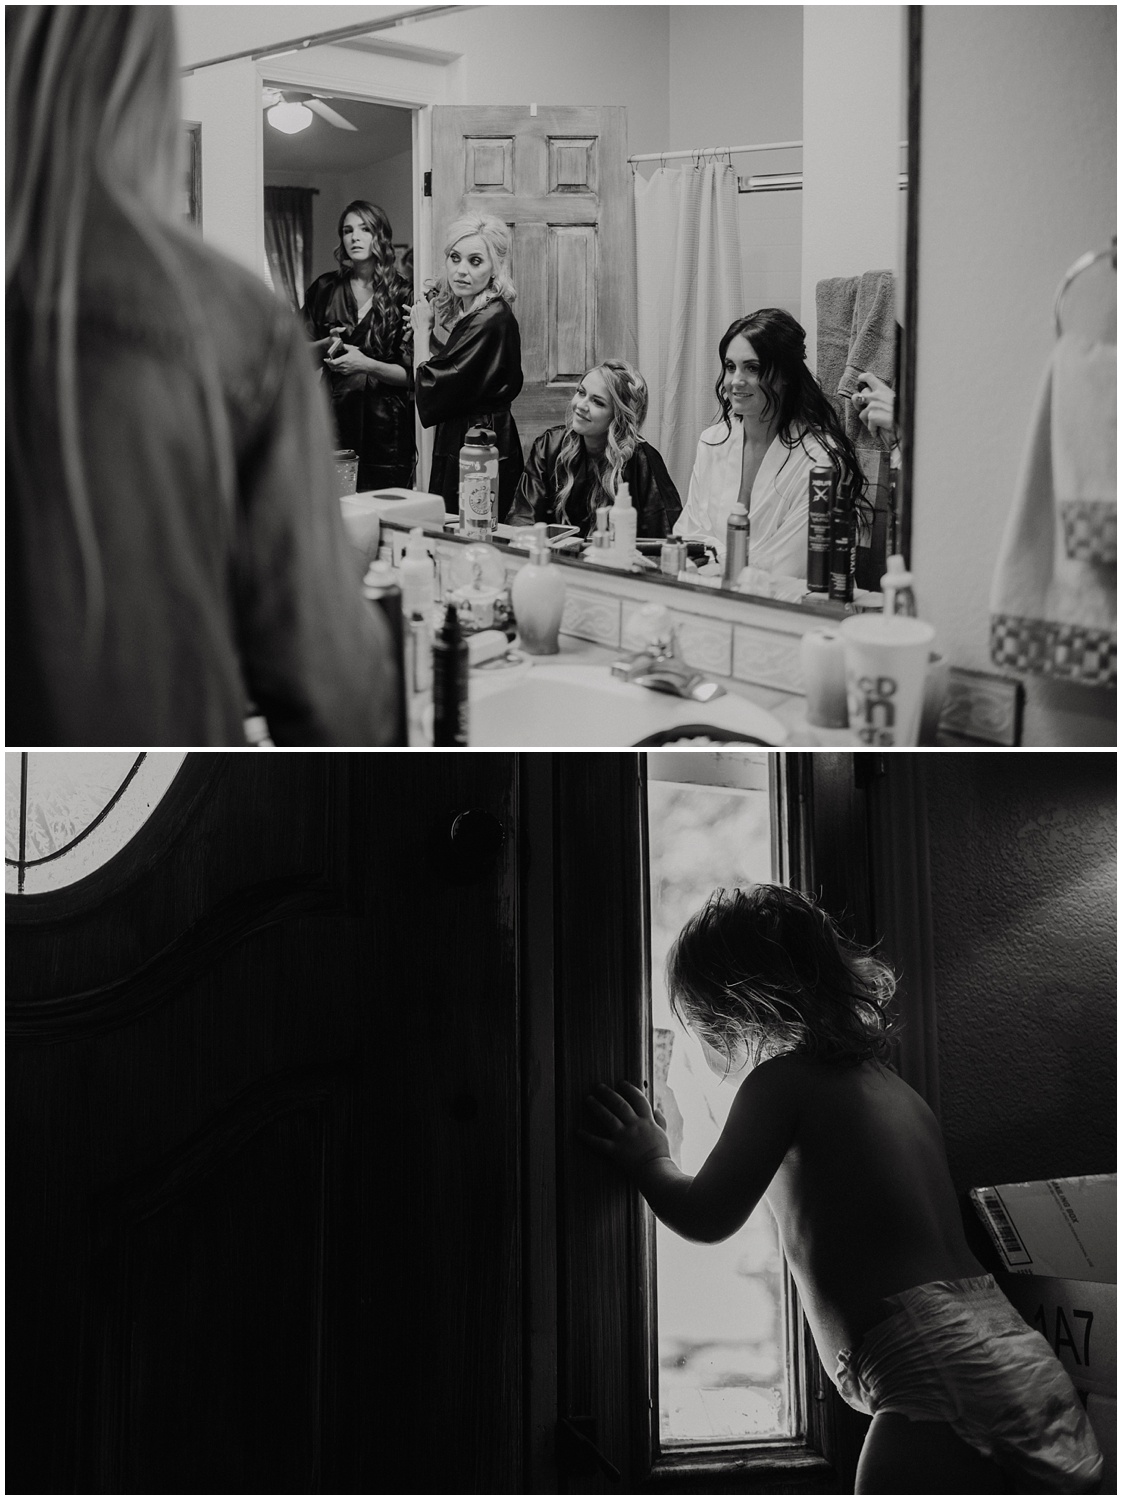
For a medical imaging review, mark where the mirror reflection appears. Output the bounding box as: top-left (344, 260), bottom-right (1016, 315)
top-left (270, 5), bottom-right (905, 612)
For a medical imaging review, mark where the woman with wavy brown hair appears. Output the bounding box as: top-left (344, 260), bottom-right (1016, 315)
top-left (304, 200), bottom-right (415, 491)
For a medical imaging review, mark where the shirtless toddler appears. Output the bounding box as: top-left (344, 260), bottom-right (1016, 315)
top-left (581, 885), bottom-right (1102, 1495)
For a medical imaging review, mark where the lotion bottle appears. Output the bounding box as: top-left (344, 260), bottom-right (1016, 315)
top-left (400, 527), bottom-right (435, 618)
top-left (881, 554), bottom-right (917, 617)
top-left (511, 522), bottom-right (566, 655)
top-left (610, 480), bottom-right (638, 567)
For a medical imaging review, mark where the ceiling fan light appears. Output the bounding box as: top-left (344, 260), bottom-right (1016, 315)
top-left (267, 101), bottom-right (313, 135)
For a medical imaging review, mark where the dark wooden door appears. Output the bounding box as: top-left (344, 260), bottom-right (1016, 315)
top-left (432, 104), bottom-right (636, 455)
top-left (7, 753), bottom-right (521, 1495)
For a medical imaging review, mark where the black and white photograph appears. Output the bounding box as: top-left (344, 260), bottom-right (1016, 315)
top-left (4, 5), bottom-right (1118, 1497)
top-left (5, 750), bottom-right (1116, 1492)
top-left (5, 5), bottom-right (1115, 749)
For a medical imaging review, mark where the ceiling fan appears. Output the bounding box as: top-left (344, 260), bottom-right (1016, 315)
top-left (262, 87), bottom-right (357, 134)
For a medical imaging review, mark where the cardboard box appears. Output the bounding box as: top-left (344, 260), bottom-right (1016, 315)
top-left (970, 1175), bottom-right (1117, 1398)
top-left (969, 1175), bottom-right (1116, 1281)
top-left (1000, 1275), bottom-right (1116, 1396)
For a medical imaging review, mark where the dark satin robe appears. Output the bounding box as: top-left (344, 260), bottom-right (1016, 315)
top-left (414, 298), bottom-right (524, 519)
top-left (303, 270), bottom-right (415, 491)
top-left (508, 426), bottom-right (683, 538)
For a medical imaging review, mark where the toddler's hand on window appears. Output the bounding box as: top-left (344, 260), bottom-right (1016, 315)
top-left (579, 1081), bottom-right (671, 1174)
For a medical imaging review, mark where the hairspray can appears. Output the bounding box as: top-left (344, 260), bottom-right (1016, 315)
top-left (432, 603), bottom-right (469, 746)
top-left (828, 483), bottom-right (855, 604)
top-left (362, 562), bottom-right (408, 744)
top-left (806, 465), bottom-right (834, 593)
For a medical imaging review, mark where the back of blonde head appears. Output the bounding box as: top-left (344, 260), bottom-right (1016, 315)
top-left (7, 7), bottom-right (207, 656)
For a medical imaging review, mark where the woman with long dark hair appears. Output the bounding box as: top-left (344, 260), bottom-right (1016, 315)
top-left (674, 309), bottom-right (868, 577)
top-left (409, 214), bottom-right (524, 518)
top-left (509, 359), bottom-right (680, 537)
top-left (6, 7), bottom-right (397, 745)
top-left (304, 200), bottom-right (415, 491)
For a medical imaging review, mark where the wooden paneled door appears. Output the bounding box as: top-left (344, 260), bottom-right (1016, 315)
top-left (431, 105), bottom-right (635, 454)
top-left (7, 753), bottom-right (521, 1495)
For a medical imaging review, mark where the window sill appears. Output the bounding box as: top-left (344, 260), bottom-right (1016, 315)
top-left (644, 1441), bottom-right (838, 1493)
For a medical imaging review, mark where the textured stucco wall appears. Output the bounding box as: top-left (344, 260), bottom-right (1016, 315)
top-left (923, 754), bottom-right (1116, 1190)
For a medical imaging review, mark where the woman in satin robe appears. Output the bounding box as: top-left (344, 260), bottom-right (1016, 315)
top-left (410, 215), bottom-right (524, 518)
top-left (674, 309), bottom-right (868, 579)
top-left (304, 201), bottom-right (415, 492)
top-left (509, 359), bottom-right (681, 537)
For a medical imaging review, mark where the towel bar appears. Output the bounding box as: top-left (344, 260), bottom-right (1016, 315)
top-left (1053, 236), bottom-right (1117, 336)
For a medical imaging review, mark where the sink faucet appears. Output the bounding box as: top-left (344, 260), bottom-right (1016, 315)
top-left (611, 604), bottom-right (726, 703)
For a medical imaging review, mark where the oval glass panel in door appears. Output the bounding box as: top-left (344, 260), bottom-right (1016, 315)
top-left (5, 752), bottom-right (186, 895)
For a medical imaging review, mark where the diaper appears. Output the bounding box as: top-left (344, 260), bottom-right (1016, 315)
top-left (835, 1274), bottom-right (1103, 1493)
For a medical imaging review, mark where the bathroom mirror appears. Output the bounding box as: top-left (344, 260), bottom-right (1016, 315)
top-left (253, 4), bottom-right (910, 611)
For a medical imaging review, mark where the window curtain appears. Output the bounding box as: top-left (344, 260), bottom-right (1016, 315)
top-left (634, 161), bottom-right (744, 498)
top-left (264, 186), bottom-right (316, 313)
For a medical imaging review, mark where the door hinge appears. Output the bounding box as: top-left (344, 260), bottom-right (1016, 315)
top-left (423, 170), bottom-right (432, 197)
top-left (557, 1415), bottom-right (621, 1483)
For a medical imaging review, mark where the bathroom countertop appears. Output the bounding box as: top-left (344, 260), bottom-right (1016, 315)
top-left (445, 631), bottom-right (809, 747)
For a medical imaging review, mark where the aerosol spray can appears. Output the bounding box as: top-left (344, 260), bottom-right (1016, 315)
top-left (828, 482), bottom-right (855, 604)
top-left (721, 504), bottom-right (750, 588)
top-left (806, 464), bottom-right (835, 594)
top-left (432, 603), bottom-right (469, 747)
top-left (362, 561), bottom-right (408, 744)
top-left (458, 427), bottom-right (500, 540)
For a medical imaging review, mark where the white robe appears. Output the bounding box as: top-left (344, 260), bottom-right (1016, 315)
top-left (673, 419), bottom-right (831, 580)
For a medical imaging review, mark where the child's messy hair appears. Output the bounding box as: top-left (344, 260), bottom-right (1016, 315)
top-left (666, 884), bottom-right (897, 1070)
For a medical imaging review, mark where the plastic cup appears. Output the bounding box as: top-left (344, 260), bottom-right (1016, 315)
top-left (840, 615), bottom-right (935, 746)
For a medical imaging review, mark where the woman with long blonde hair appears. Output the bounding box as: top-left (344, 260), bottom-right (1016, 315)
top-left (410, 214), bottom-right (524, 517)
top-left (6, 6), bottom-right (396, 745)
top-left (304, 199), bottom-right (415, 490)
top-left (509, 359), bottom-right (681, 537)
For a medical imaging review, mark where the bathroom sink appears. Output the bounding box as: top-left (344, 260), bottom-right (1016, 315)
top-left (466, 664), bottom-right (787, 747)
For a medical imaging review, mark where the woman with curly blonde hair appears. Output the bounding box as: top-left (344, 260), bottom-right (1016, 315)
top-left (509, 359), bottom-right (681, 537)
top-left (410, 214), bottom-right (524, 516)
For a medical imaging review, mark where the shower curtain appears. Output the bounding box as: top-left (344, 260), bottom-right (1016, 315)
top-left (634, 160), bottom-right (744, 499)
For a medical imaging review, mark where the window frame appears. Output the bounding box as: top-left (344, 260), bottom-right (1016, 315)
top-left (5, 755), bottom-right (222, 925)
top-left (541, 750), bottom-right (938, 1492)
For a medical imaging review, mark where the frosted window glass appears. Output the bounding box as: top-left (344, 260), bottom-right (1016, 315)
top-left (647, 776), bottom-right (792, 1447)
top-left (6, 752), bottom-right (187, 895)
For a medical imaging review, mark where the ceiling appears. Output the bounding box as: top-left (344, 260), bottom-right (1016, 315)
top-left (262, 91), bottom-right (413, 172)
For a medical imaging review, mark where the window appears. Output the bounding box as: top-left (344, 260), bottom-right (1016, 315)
top-left (5, 752), bottom-right (186, 895)
top-left (646, 753), bottom-right (792, 1448)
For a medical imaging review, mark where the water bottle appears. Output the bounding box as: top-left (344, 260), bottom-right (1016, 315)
top-left (458, 427), bottom-right (500, 540)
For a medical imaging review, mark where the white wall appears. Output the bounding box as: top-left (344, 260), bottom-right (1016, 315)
top-left (801, 6), bottom-right (902, 375)
top-left (667, 5), bottom-right (803, 321)
top-left (912, 6), bottom-right (1116, 746)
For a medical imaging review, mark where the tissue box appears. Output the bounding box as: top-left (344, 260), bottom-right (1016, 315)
top-left (970, 1175), bottom-right (1116, 1396)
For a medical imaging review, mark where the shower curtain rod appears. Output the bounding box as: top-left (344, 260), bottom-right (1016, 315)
top-left (628, 140), bottom-right (802, 163)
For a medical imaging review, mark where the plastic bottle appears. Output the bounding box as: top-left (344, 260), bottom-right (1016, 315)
top-left (881, 554), bottom-right (917, 617)
top-left (362, 561), bottom-right (408, 745)
top-left (511, 522), bottom-right (566, 655)
top-left (722, 504), bottom-right (750, 588)
top-left (458, 427), bottom-right (500, 539)
top-left (432, 602), bottom-right (469, 746)
top-left (399, 527), bottom-right (435, 618)
top-left (610, 480), bottom-right (637, 566)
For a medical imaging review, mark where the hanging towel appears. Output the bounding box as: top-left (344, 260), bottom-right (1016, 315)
top-left (1052, 335), bottom-right (1117, 564)
top-left (989, 334), bottom-right (1117, 688)
top-left (840, 270), bottom-right (897, 450)
top-left (815, 275), bottom-right (859, 422)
